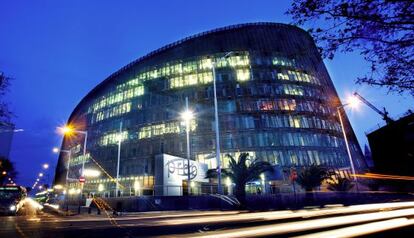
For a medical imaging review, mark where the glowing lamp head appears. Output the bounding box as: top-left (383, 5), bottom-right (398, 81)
top-left (347, 95), bottom-right (360, 109)
top-left (59, 125), bottom-right (74, 135)
top-left (43, 163), bottom-right (49, 169)
top-left (1, 171), bottom-right (6, 175)
top-left (52, 147), bottom-right (59, 153)
top-left (39, 173), bottom-right (43, 177)
top-left (180, 110), bottom-right (194, 122)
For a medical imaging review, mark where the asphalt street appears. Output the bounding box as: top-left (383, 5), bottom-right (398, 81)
top-left (2, 200), bottom-right (414, 237)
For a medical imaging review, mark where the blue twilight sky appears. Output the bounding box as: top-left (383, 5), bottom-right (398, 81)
top-left (1, 1), bottom-right (412, 186)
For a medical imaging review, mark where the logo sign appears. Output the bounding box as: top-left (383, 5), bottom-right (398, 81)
top-left (166, 158), bottom-right (198, 180)
top-left (154, 154), bottom-right (208, 196)
top-left (79, 176), bottom-right (85, 184)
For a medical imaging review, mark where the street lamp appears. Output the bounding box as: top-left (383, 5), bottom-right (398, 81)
top-left (115, 121), bottom-right (123, 197)
top-left (53, 147), bottom-right (72, 184)
top-left (181, 97), bottom-right (194, 195)
top-left (58, 125), bottom-right (88, 176)
top-left (39, 173), bottom-right (44, 177)
top-left (210, 52), bottom-right (234, 194)
top-left (43, 163), bottom-right (49, 169)
top-left (337, 95), bottom-right (360, 185)
top-left (53, 147), bottom-right (72, 211)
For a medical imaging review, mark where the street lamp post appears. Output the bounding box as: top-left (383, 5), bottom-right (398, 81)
top-left (59, 126), bottom-right (88, 176)
top-left (54, 148), bottom-right (71, 211)
top-left (59, 126), bottom-right (88, 211)
top-left (115, 121), bottom-right (123, 197)
top-left (181, 97), bottom-right (194, 195)
top-left (211, 52), bottom-right (233, 195)
top-left (336, 105), bottom-right (358, 184)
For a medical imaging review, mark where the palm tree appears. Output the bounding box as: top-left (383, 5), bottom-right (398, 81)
top-left (296, 164), bottom-right (328, 192)
top-left (327, 177), bottom-right (355, 192)
top-left (206, 153), bottom-right (273, 207)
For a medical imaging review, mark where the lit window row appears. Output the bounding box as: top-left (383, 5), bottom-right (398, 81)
top-left (283, 84), bottom-right (304, 96)
top-left (90, 85), bottom-right (143, 113)
top-left (219, 132), bottom-right (344, 150)
top-left (240, 98), bottom-right (298, 111)
top-left (99, 131), bottom-right (128, 146)
top-left (90, 53), bottom-right (250, 114)
top-left (94, 102), bottom-right (131, 123)
top-left (132, 52), bottom-right (250, 84)
top-left (169, 72), bottom-right (213, 89)
top-left (221, 114), bottom-right (340, 132)
top-left (277, 69), bottom-right (320, 84)
top-left (272, 56), bottom-right (296, 67)
top-left (68, 153), bottom-right (91, 166)
top-left (85, 175), bottom-right (154, 187)
top-left (138, 120), bottom-right (197, 139)
top-left (196, 149), bottom-right (348, 169)
top-left (238, 99), bottom-right (333, 115)
top-left (261, 114), bottom-right (340, 132)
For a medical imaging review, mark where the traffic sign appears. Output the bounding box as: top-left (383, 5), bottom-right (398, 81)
top-left (79, 176), bottom-right (85, 183)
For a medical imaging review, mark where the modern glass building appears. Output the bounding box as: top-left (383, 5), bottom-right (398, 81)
top-left (54, 22), bottom-right (365, 196)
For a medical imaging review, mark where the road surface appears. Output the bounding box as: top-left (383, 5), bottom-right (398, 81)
top-left (2, 199), bottom-right (414, 237)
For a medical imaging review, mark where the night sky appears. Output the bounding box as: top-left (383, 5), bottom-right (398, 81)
top-left (1, 1), bottom-right (412, 186)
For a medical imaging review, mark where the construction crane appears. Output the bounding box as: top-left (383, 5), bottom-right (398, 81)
top-left (353, 92), bottom-right (394, 124)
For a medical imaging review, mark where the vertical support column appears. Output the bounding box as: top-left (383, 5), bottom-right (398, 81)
top-left (116, 121), bottom-right (123, 197)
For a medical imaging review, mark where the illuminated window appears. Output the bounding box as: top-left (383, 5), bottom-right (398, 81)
top-left (236, 69), bottom-right (250, 82)
top-left (100, 131), bottom-right (128, 146)
top-left (138, 120), bottom-right (196, 139)
top-left (199, 58), bottom-right (212, 70)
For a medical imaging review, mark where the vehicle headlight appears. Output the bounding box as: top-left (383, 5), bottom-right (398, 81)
top-left (9, 205), bottom-right (16, 211)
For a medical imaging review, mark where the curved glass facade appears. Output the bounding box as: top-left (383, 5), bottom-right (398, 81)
top-left (55, 23), bottom-right (365, 195)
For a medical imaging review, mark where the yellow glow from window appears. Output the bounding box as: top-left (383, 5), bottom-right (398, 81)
top-left (236, 69), bottom-right (250, 81)
top-left (100, 131), bottom-right (128, 146)
top-left (139, 120), bottom-right (196, 139)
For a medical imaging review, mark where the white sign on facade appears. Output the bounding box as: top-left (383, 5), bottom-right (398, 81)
top-left (154, 154), bottom-right (208, 196)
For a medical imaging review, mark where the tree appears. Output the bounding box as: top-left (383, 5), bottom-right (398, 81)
top-left (0, 72), bottom-right (13, 125)
top-left (296, 164), bottom-right (328, 192)
top-left (206, 153), bottom-right (273, 207)
top-left (0, 157), bottom-right (17, 185)
top-left (287, 1), bottom-right (414, 96)
top-left (327, 177), bottom-right (354, 192)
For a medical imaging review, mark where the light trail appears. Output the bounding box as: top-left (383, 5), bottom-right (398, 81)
top-left (355, 173), bottom-right (414, 181)
top-left (293, 218), bottom-right (414, 238)
top-left (161, 201), bottom-right (414, 226)
top-left (41, 210), bottom-right (241, 223)
top-left (23, 197), bottom-right (43, 210)
top-left (194, 208), bottom-right (414, 238)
